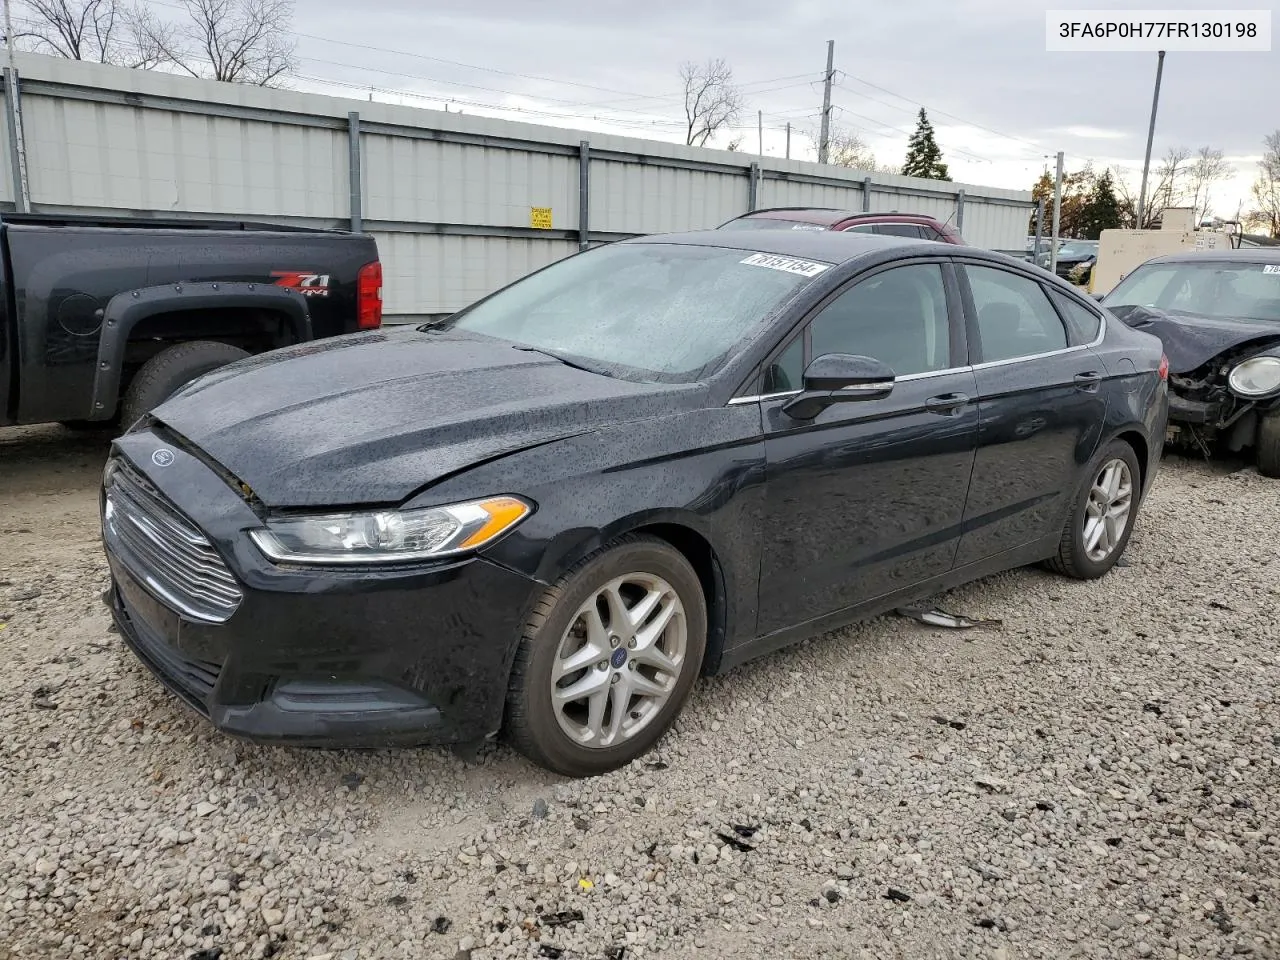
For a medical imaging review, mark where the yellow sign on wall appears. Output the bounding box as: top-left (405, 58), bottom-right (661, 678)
top-left (530, 207), bottom-right (553, 230)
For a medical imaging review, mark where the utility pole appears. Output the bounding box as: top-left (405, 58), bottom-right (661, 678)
top-left (1049, 151), bottom-right (1064, 274)
top-left (1135, 49), bottom-right (1166, 230)
top-left (757, 109), bottom-right (763, 157)
top-left (3, 0), bottom-right (30, 212)
top-left (785, 122), bottom-right (791, 160)
top-left (1032, 198), bottom-right (1045, 263)
top-left (818, 40), bottom-right (834, 164)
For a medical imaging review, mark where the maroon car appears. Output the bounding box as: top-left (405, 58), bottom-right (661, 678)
top-left (718, 207), bottom-right (966, 244)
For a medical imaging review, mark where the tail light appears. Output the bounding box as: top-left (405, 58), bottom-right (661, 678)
top-left (1158, 354), bottom-right (1169, 381)
top-left (357, 261), bottom-right (382, 330)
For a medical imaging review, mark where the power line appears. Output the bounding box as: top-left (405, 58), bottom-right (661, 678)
top-left (834, 70), bottom-right (1044, 151)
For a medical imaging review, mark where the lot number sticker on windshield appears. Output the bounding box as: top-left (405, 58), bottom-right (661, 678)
top-left (740, 253), bottom-right (830, 277)
top-left (1263, 265), bottom-right (1280, 274)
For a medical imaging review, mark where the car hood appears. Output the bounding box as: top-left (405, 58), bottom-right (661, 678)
top-left (150, 329), bottom-right (696, 507)
top-left (1105, 305), bottom-right (1280, 374)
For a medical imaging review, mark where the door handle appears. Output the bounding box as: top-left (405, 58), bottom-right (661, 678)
top-left (1074, 371), bottom-right (1102, 391)
top-left (925, 392), bottom-right (970, 415)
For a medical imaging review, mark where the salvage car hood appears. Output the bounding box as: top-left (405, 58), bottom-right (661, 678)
top-left (1105, 305), bottom-right (1280, 374)
top-left (149, 329), bottom-right (696, 507)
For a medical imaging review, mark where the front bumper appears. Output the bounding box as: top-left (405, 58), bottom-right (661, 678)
top-left (103, 430), bottom-right (543, 749)
top-left (1168, 391), bottom-right (1223, 426)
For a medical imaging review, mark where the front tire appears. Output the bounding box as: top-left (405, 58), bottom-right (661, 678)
top-left (1256, 412), bottom-right (1280, 479)
top-left (1046, 439), bottom-right (1142, 580)
top-left (120, 340), bottom-right (250, 431)
top-left (504, 535), bottom-right (707, 777)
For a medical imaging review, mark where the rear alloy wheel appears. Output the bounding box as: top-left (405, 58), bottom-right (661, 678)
top-left (1046, 439), bottom-right (1142, 579)
top-left (505, 536), bottom-right (706, 777)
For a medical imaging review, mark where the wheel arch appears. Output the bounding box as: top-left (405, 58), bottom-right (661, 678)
top-left (533, 510), bottom-right (731, 677)
top-left (90, 282), bottom-right (312, 419)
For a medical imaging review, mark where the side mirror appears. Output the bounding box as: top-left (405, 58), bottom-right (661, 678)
top-left (782, 353), bottom-right (895, 420)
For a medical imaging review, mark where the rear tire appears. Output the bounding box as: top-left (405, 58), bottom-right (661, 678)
top-left (1257, 412), bottom-right (1280, 479)
top-left (120, 341), bottom-right (250, 431)
top-left (504, 535), bottom-right (707, 777)
top-left (1046, 439), bottom-right (1142, 580)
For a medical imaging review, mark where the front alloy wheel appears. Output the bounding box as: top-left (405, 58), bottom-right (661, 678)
top-left (505, 536), bottom-right (706, 777)
top-left (552, 574), bottom-right (688, 748)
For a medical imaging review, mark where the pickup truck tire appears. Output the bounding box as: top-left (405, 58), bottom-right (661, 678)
top-left (121, 340), bottom-right (250, 430)
top-left (1257, 411), bottom-right (1280, 479)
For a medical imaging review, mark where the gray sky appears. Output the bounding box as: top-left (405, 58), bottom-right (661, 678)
top-left (289, 0), bottom-right (1275, 214)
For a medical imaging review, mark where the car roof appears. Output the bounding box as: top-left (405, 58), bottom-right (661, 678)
top-left (620, 229), bottom-right (941, 264)
top-left (1148, 247), bottom-right (1280, 264)
top-left (731, 207), bottom-right (949, 227)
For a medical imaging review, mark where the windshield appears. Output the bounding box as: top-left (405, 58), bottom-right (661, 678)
top-left (435, 241), bottom-right (829, 382)
top-left (1105, 260), bottom-right (1280, 324)
top-left (718, 217), bottom-right (829, 232)
top-left (1058, 242), bottom-right (1098, 258)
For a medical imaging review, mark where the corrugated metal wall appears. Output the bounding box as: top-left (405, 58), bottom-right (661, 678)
top-left (2, 53), bottom-right (1033, 319)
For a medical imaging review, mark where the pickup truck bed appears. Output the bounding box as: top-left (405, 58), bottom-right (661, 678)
top-left (0, 213), bottom-right (380, 429)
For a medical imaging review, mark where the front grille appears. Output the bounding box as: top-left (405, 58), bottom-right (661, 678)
top-left (103, 457), bottom-right (243, 623)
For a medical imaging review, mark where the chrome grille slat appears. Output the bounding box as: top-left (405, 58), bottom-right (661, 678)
top-left (104, 457), bottom-right (243, 623)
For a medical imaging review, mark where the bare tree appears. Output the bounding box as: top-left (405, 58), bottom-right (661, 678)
top-left (1248, 131), bottom-right (1280, 238)
top-left (145, 0), bottom-right (296, 86)
top-left (1188, 146), bottom-right (1230, 224)
top-left (680, 58), bottom-right (741, 148)
top-left (14, 0), bottom-right (168, 67)
top-left (1143, 146), bottom-right (1192, 227)
top-left (826, 127), bottom-right (877, 171)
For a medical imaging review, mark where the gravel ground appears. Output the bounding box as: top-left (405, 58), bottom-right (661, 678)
top-left (1, 423), bottom-right (1277, 960)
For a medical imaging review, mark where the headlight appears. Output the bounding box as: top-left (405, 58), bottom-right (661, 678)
top-left (1227, 355), bottom-right (1280, 398)
top-left (248, 495), bottom-right (532, 564)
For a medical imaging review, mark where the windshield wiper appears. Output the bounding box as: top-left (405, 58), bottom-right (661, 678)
top-left (511, 344), bottom-right (603, 375)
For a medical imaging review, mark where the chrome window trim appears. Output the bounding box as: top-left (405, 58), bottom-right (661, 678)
top-left (727, 273), bottom-right (1109, 406)
top-left (726, 364), bottom-right (975, 405)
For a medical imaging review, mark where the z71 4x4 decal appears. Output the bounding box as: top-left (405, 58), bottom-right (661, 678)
top-left (271, 271), bottom-right (332, 296)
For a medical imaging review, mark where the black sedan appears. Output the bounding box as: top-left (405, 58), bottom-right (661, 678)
top-left (1100, 250), bottom-right (1280, 476)
top-left (101, 231), bottom-right (1169, 777)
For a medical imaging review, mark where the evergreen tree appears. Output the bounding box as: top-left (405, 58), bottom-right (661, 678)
top-left (902, 109), bottom-right (951, 181)
top-left (1081, 170), bottom-right (1123, 239)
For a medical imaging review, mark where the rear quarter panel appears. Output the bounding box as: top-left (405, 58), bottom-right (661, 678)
top-left (9, 225), bottom-right (376, 423)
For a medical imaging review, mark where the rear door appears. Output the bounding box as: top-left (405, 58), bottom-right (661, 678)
top-left (951, 260), bottom-right (1108, 567)
top-left (754, 258), bottom-right (979, 636)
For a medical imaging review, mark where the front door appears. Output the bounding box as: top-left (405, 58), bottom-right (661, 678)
top-left (952, 261), bottom-right (1109, 567)
top-left (755, 260), bottom-right (979, 636)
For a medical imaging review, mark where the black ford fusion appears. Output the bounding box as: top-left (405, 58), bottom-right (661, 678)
top-left (102, 230), bottom-right (1169, 777)
top-left (1099, 250), bottom-right (1280, 477)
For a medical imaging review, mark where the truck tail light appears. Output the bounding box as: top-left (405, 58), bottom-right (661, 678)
top-left (1158, 354), bottom-right (1169, 381)
top-left (357, 261), bottom-right (382, 330)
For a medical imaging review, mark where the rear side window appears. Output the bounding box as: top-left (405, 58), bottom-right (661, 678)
top-left (965, 265), bottom-right (1069, 363)
top-left (874, 223), bottom-right (928, 239)
top-left (1048, 289), bottom-right (1103, 343)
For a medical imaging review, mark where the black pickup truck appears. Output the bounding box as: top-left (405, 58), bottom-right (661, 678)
top-left (0, 213), bottom-right (381, 431)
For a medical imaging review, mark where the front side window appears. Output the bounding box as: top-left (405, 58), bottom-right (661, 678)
top-left (965, 265), bottom-right (1069, 362)
top-left (806, 263), bottom-right (952, 377)
top-left (441, 242), bottom-right (828, 382)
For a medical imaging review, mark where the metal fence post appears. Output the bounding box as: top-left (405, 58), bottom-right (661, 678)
top-left (861, 176), bottom-right (872, 212)
top-left (955, 188), bottom-right (965, 232)
top-left (578, 140), bottom-right (590, 250)
top-left (347, 111), bottom-right (362, 233)
top-left (748, 162), bottom-right (759, 211)
top-left (3, 67), bottom-right (29, 212)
